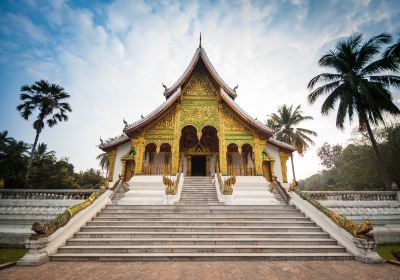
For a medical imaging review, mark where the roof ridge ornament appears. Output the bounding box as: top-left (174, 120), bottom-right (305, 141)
top-left (233, 84), bottom-right (238, 93)
top-left (162, 83), bottom-right (168, 92)
top-left (199, 32), bottom-right (202, 48)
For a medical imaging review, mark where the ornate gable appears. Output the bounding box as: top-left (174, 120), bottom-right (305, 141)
top-left (182, 62), bottom-right (218, 97)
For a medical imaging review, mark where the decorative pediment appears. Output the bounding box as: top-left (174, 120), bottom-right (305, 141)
top-left (222, 108), bottom-right (247, 131)
top-left (182, 63), bottom-right (217, 97)
top-left (148, 108), bottom-right (175, 130)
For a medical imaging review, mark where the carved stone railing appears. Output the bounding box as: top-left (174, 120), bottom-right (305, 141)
top-left (29, 180), bottom-right (116, 240)
top-left (293, 189), bottom-right (374, 240)
top-left (305, 191), bottom-right (398, 201)
top-left (272, 179), bottom-right (290, 204)
top-left (0, 189), bottom-right (94, 200)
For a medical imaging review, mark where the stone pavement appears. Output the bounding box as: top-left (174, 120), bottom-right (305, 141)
top-left (1, 261), bottom-right (399, 280)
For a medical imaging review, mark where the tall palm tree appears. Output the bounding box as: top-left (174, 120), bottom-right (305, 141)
top-left (96, 152), bottom-right (109, 171)
top-left (307, 33), bottom-right (400, 190)
top-left (32, 143), bottom-right (55, 160)
top-left (267, 104), bottom-right (317, 155)
top-left (16, 80), bottom-right (72, 181)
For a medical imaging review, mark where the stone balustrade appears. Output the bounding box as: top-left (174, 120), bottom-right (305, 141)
top-left (0, 189), bottom-right (94, 200)
top-left (305, 191), bottom-right (397, 201)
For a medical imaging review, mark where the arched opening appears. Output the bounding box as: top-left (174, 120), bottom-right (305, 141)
top-left (179, 125), bottom-right (219, 176)
top-left (143, 143), bottom-right (172, 175)
top-left (143, 143), bottom-right (156, 175)
top-left (227, 143), bottom-right (241, 176)
top-left (160, 143), bottom-right (172, 174)
top-left (226, 143), bottom-right (255, 176)
top-left (241, 144), bottom-right (255, 176)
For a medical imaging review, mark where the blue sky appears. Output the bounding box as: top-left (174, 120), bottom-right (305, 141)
top-left (0, 0), bottom-right (399, 179)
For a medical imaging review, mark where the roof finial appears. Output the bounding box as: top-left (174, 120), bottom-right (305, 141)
top-left (199, 32), bottom-right (202, 48)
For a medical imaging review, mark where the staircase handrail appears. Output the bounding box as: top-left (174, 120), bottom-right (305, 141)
top-left (30, 178), bottom-right (114, 239)
top-left (291, 187), bottom-right (374, 240)
top-left (269, 178), bottom-right (290, 204)
top-left (110, 177), bottom-right (124, 200)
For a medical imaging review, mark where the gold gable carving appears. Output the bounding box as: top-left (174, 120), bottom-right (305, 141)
top-left (148, 108), bottom-right (175, 130)
top-left (180, 105), bottom-right (219, 131)
top-left (223, 109), bottom-right (247, 131)
top-left (183, 67), bottom-right (217, 96)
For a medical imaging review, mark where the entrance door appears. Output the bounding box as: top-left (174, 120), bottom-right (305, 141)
top-left (191, 156), bottom-right (206, 176)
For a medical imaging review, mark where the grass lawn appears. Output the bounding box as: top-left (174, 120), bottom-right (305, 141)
top-left (0, 248), bottom-right (28, 264)
top-left (376, 243), bottom-right (400, 262)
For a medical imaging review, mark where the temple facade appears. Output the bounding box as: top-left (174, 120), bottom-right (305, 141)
top-left (99, 44), bottom-right (295, 183)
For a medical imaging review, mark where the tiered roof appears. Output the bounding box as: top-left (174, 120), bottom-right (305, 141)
top-left (99, 45), bottom-right (295, 152)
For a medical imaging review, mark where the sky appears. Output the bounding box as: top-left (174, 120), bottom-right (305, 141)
top-left (0, 0), bottom-right (399, 180)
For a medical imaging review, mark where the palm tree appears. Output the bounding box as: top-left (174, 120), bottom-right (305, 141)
top-left (96, 152), bottom-right (109, 171)
top-left (267, 104), bottom-right (317, 155)
top-left (307, 33), bottom-right (400, 190)
top-left (384, 35), bottom-right (400, 61)
top-left (0, 131), bottom-right (13, 153)
top-left (16, 80), bottom-right (72, 181)
top-left (32, 143), bottom-right (55, 160)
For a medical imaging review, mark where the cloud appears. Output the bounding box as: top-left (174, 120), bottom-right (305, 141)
top-left (0, 0), bottom-right (399, 179)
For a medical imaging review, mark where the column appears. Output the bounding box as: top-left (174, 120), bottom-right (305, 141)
top-left (253, 137), bottom-right (263, 175)
top-left (279, 150), bottom-right (290, 183)
top-left (107, 149), bottom-right (117, 182)
top-left (171, 104), bottom-right (181, 174)
top-left (217, 104), bottom-right (227, 174)
top-left (132, 135), bottom-right (145, 175)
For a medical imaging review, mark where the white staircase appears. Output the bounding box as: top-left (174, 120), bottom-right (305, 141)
top-left (50, 176), bottom-right (352, 261)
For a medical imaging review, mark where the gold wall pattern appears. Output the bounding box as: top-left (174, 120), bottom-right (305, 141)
top-left (179, 105), bottom-right (219, 132)
top-left (148, 108), bottom-right (175, 130)
top-left (222, 108), bottom-right (247, 131)
top-left (182, 65), bottom-right (217, 96)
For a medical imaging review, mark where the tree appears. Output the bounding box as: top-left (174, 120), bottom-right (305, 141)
top-left (96, 152), bottom-right (109, 173)
top-left (317, 142), bottom-right (343, 169)
top-left (0, 131), bottom-right (13, 154)
top-left (32, 143), bottom-right (55, 160)
top-left (16, 80), bottom-right (72, 181)
top-left (307, 33), bottom-right (400, 190)
top-left (267, 104), bottom-right (317, 155)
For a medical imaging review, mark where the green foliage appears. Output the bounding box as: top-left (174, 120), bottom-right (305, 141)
top-left (75, 168), bottom-right (103, 189)
top-left (307, 32), bottom-right (400, 189)
top-left (301, 122), bottom-right (400, 190)
top-left (0, 248), bottom-right (28, 263)
top-left (376, 244), bottom-right (400, 262)
top-left (0, 131), bottom-right (104, 189)
top-left (317, 142), bottom-right (343, 169)
top-left (96, 152), bottom-right (109, 171)
top-left (267, 104), bottom-right (317, 154)
top-left (16, 80), bottom-right (72, 180)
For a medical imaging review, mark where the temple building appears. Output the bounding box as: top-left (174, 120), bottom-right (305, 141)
top-left (99, 42), bottom-right (296, 184)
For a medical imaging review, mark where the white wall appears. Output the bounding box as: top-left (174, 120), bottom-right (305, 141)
top-left (113, 141), bottom-right (131, 180)
top-left (266, 144), bottom-right (283, 182)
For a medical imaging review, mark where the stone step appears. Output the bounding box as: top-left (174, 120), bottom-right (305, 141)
top-left (96, 213), bottom-right (306, 218)
top-left (86, 221), bottom-right (316, 227)
top-left (74, 232), bottom-right (330, 239)
top-left (99, 210), bottom-right (301, 215)
top-left (58, 245), bottom-right (346, 254)
top-left (92, 216), bottom-right (309, 221)
top-left (105, 205), bottom-right (296, 210)
top-left (80, 226), bottom-right (323, 233)
top-left (50, 252), bottom-right (353, 261)
top-left (66, 238), bottom-right (338, 246)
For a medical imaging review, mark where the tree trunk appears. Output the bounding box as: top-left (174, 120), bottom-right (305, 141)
top-left (291, 154), bottom-right (296, 181)
top-left (364, 119), bottom-right (392, 190)
top-left (25, 130), bottom-right (40, 182)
